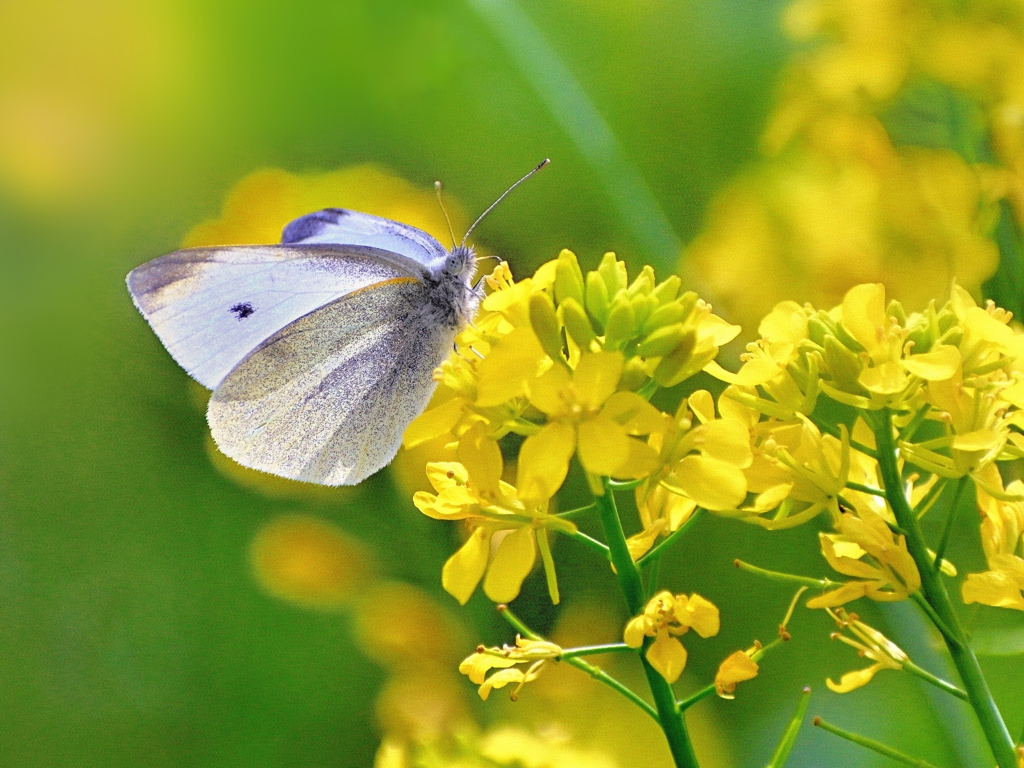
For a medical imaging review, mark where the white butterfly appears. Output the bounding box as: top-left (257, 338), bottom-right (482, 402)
top-left (127, 162), bottom-right (547, 486)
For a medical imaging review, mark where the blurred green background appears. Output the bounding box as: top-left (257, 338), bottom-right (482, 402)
top-left (2, 1), bottom-right (1022, 766)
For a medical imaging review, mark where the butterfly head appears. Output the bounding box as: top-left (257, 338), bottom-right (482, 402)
top-left (445, 243), bottom-right (477, 280)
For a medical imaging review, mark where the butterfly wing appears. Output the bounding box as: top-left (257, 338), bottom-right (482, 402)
top-left (281, 208), bottom-right (448, 266)
top-left (127, 244), bottom-right (427, 389)
top-left (207, 278), bottom-right (455, 485)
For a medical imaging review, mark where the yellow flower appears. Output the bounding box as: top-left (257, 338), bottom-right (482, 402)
top-left (715, 648), bottom-right (760, 699)
top-left (459, 636), bottom-right (562, 701)
top-left (824, 608), bottom-right (908, 693)
top-left (806, 507), bottom-right (921, 608)
top-left (623, 590), bottom-right (720, 683)
top-left (962, 466), bottom-right (1024, 612)
top-left (525, 351), bottom-right (663, 495)
top-left (413, 462), bottom-right (574, 605)
top-left (248, 514), bottom-right (371, 610)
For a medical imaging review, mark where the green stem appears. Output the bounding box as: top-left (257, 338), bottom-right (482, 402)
top-left (734, 559), bottom-right (838, 590)
top-left (932, 476), bottom-right (969, 574)
top-left (560, 643), bottom-right (633, 659)
top-left (765, 687), bottom-right (812, 768)
top-left (564, 529), bottom-right (611, 559)
top-left (873, 409), bottom-right (1016, 768)
top-left (813, 717), bottom-right (938, 768)
top-left (678, 683), bottom-right (716, 711)
top-left (913, 476), bottom-right (948, 520)
top-left (909, 592), bottom-right (958, 646)
top-left (845, 481), bottom-right (886, 498)
top-left (903, 659), bottom-right (968, 701)
top-left (497, 605), bottom-right (659, 722)
top-left (556, 503), bottom-right (597, 518)
top-left (637, 508), bottom-right (706, 568)
top-left (595, 478), bottom-right (700, 768)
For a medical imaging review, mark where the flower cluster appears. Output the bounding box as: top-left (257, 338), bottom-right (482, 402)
top-left (458, 636), bottom-right (562, 701)
top-left (406, 251), bottom-right (738, 604)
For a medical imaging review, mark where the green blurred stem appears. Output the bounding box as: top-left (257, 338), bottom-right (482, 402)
top-left (467, 0), bottom-right (681, 263)
top-left (813, 717), bottom-right (938, 768)
top-left (637, 508), bottom-right (705, 569)
top-left (873, 409), bottom-right (1017, 768)
top-left (556, 503), bottom-right (597, 518)
top-left (734, 559), bottom-right (837, 590)
top-left (902, 659), bottom-right (968, 701)
top-left (497, 605), bottom-right (659, 722)
top-left (560, 643), bottom-right (632, 659)
top-left (845, 481), bottom-right (886, 498)
top-left (932, 476), bottom-right (969, 573)
top-left (564, 529), bottom-right (610, 559)
top-left (595, 478), bottom-right (700, 768)
top-left (765, 687), bottom-right (812, 768)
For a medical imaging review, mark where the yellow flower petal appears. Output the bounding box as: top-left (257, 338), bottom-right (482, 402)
top-left (688, 390), bottom-right (716, 424)
top-left (458, 423), bottom-right (503, 497)
top-left (476, 326), bottom-right (546, 407)
top-left (805, 581), bottom-right (869, 609)
top-left (677, 593), bottom-right (721, 638)
top-left (442, 527), bottom-right (492, 605)
top-left (962, 569), bottom-right (1024, 611)
top-left (902, 345), bottom-right (961, 381)
top-left (459, 651), bottom-right (517, 685)
top-left (483, 527), bottom-right (537, 603)
top-left (574, 351), bottom-right (624, 410)
top-left (715, 650), bottom-right (759, 699)
top-left (826, 663), bottom-right (884, 693)
top-left (517, 421), bottom-right (576, 505)
top-left (627, 520), bottom-right (666, 561)
top-left (477, 668), bottom-right (526, 700)
top-left (602, 391), bottom-right (666, 434)
top-left (841, 283), bottom-right (887, 357)
top-left (528, 364), bottom-right (572, 416)
top-left (666, 455), bottom-right (748, 511)
top-left (577, 415), bottom-right (632, 476)
top-left (624, 615), bottom-right (649, 648)
top-left (700, 419), bottom-right (754, 468)
top-left (859, 361), bottom-right (909, 395)
top-left (646, 631), bottom-right (688, 683)
top-left (403, 396), bottom-right (465, 448)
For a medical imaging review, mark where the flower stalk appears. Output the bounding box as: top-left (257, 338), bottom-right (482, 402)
top-left (595, 479), bottom-right (700, 768)
top-left (872, 409), bottom-right (1017, 768)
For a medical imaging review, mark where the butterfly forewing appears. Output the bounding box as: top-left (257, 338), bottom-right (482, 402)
top-left (282, 208), bottom-right (448, 266)
top-left (127, 244), bottom-right (427, 389)
top-left (207, 278), bottom-right (456, 485)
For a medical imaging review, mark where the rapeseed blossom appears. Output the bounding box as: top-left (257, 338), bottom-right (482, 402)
top-left (623, 591), bottom-right (720, 683)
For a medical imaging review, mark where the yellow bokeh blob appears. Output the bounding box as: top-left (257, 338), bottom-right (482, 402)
top-left (249, 514), bottom-right (371, 609)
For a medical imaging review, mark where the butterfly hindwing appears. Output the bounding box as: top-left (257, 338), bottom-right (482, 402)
top-left (126, 244), bottom-right (427, 389)
top-left (282, 208), bottom-right (448, 267)
top-left (207, 278), bottom-right (456, 485)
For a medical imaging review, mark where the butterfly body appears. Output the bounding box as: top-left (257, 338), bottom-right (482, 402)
top-left (128, 209), bottom-right (479, 486)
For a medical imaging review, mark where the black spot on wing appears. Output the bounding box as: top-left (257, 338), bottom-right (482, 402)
top-left (281, 208), bottom-right (349, 244)
top-left (229, 302), bottom-right (255, 320)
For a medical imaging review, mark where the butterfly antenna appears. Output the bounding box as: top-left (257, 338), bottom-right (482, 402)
top-left (461, 158), bottom-right (550, 247)
top-left (434, 180), bottom-right (458, 250)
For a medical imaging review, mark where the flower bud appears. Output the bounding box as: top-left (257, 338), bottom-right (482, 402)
top-left (638, 323), bottom-right (690, 357)
top-left (554, 249), bottom-right (585, 307)
top-left (652, 274), bottom-right (681, 305)
top-left (559, 297), bottom-right (597, 349)
top-left (529, 292), bottom-right (565, 364)
top-left (585, 272), bottom-right (610, 329)
top-left (604, 295), bottom-right (637, 350)
top-left (823, 334), bottom-right (864, 392)
top-left (651, 329), bottom-right (698, 386)
top-left (627, 265), bottom-right (656, 297)
top-left (598, 252), bottom-right (627, 296)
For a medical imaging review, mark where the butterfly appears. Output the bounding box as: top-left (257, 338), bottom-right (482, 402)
top-left (127, 160), bottom-right (548, 486)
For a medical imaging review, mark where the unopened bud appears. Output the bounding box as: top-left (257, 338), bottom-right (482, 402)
top-left (554, 249), bottom-right (585, 307)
